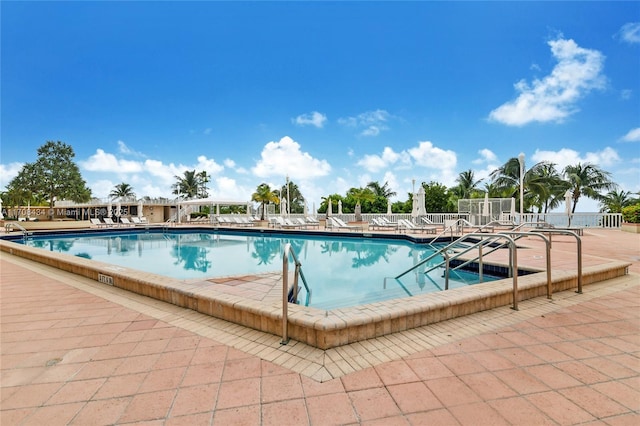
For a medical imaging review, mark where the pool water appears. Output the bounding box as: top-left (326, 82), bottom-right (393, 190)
top-left (20, 230), bottom-right (498, 310)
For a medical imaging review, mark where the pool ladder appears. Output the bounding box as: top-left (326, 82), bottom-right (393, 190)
top-left (394, 229), bottom-right (583, 310)
top-left (4, 222), bottom-right (33, 242)
top-left (281, 243), bottom-right (311, 345)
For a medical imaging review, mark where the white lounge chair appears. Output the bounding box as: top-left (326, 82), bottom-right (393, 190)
top-left (103, 218), bottom-right (117, 227)
top-left (398, 219), bottom-right (438, 234)
top-left (296, 218), bottom-right (319, 229)
top-left (370, 217), bottom-right (397, 230)
top-left (119, 217), bottom-right (134, 227)
top-left (328, 217), bottom-right (362, 231)
top-left (90, 218), bottom-right (107, 228)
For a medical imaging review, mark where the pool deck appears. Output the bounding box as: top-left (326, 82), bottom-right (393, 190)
top-left (1, 227), bottom-right (639, 424)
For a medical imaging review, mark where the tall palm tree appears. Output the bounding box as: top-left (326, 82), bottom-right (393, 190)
top-left (454, 170), bottom-right (482, 199)
top-left (366, 181), bottom-right (396, 198)
top-left (490, 157), bottom-right (554, 213)
top-left (598, 190), bottom-right (634, 213)
top-left (563, 163), bottom-right (616, 213)
top-left (172, 170), bottom-right (203, 199)
top-left (251, 183), bottom-right (279, 220)
top-left (526, 163), bottom-right (566, 213)
top-left (109, 182), bottom-right (135, 200)
top-left (279, 180), bottom-right (305, 214)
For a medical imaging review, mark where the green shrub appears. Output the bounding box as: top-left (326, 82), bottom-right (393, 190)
top-left (622, 204), bottom-right (640, 223)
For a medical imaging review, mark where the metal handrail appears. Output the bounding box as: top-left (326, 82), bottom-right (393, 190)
top-left (281, 243), bottom-right (311, 345)
top-left (525, 229), bottom-right (583, 293)
top-left (4, 222), bottom-right (31, 241)
top-left (498, 231), bottom-right (552, 299)
top-left (427, 218), bottom-right (500, 245)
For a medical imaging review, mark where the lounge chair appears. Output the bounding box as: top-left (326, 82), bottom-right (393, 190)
top-left (328, 217), bottom-right (363, 231)
top-left (90, 218), bottom-right (107, 228)
top-left (370, 217), bottom-right (398, 231)
top-left (102, 218), bottom-right (117, 227)
top-left (398, 219), bottom-right (438, 234)
top-left (233, 217), bottom-right (255, 227)
top-left (296, 218), bottom-right (319, 229)
top-left (119, 217), bottom-right (134, 227)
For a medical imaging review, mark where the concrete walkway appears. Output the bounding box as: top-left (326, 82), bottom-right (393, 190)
top-left (1, 228), bottom-right (639, 425)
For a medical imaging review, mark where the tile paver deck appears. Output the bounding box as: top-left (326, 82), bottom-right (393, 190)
top-left (1, 227), bottom-right (639, 425)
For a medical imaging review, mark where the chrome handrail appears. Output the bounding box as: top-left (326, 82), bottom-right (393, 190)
top-left (281, 243), bottom-right (311, 345)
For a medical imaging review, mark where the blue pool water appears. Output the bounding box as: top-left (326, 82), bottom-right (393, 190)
top-left (17, 230), bottom-right (498, 310)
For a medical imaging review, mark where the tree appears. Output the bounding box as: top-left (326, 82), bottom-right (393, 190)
top-left (346, 187), bottom-right (376, 221)
top-left (172, 170), bottom-right (207, 199)
top-left (279, 180), bottom-right (305, 214)
top-left (599, 190), bottom-right (634, 213)
top-left (8, 141), bottom-right (91, 218)
top-left (489, 157), bottom-right (556, 213)
top-left (453, 170), bottom-right (482, 199)
top-left (525, 162), bottom-right (566, 213)
top-left (109, 182), bottom-right (135, 200)
top-left (422, 181), bottom-right (452, 212)
top-left (563, 163), bottom-right (616, 213)
top-left (366, 181), bottom-right (396, 198)
top-left (251, 183), bottom-right (279, 220)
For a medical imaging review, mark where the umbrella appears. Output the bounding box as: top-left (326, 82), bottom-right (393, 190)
top-left (281, 197), bottom-right (287, 216)
top-left (327, 198), bottom-right (332, 216)
top-left (138, 200), bottom-right (143, 218)
top-left (312, 202), bottom-right (316, 218)
top-left (510, 197), bottom-right (516, 222)
top-left (107, 200), bottom-right (112, 219)
top-left (337, 200), bottom-right (343, 215)
top-left (417, 186), bottom-right (427, 216)
top-left (483, 193), bottom-right (490, 216)
top-left (116, 201), bottom-right (122, 218)
top-left (0, 198), bottom-right (4, 219)
top-left (387, 199), bottom-right (392, 215)
top-left (247, 202), bottom-right (251, 218)
top-left (303, 202), bottom-right (308, 217)
top-left (411, 191), bottom-right (418, 219)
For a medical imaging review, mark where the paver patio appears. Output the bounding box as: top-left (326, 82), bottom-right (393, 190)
top-left (1, 227), bottom-right (638, 425)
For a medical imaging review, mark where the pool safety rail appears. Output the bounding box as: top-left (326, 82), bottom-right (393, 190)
top-left (281, 243), bottom-right (310, 345)
top-left (395, 229), bottom-right (583, 310)
top-left (3, 222), bottom-right (33, 241)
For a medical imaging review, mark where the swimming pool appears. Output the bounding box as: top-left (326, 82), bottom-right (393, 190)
top-left (16, 229), bottom-right (498, 310)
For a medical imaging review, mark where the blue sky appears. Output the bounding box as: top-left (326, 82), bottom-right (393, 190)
top-left (1, 1), bottom-right (639, 212)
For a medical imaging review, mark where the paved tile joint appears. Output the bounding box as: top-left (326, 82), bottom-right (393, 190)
top-left (1, 228), bottom-right (639, 425)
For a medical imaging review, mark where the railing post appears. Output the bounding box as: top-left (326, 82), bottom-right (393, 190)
top-left (281, 244), bottom-right (290, 345)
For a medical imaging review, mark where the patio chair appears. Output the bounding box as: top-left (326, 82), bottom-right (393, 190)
top-left (398, 219), bottom-right (438, 234)
top-left (329, 217), bottom-right (363, 231)
top-left (90, 218), bottom-right (107, 228)
top-left (119, 217), bottom-right (135, 227)
top-left (370, 217), bottom-right (397, 231)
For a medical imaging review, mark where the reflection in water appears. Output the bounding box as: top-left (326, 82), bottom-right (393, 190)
top-left (172, 244), bottom-right (212, 272)
top-left (320, 240), bottom-right (398, 268)
top-left (75, 252), bottom-right (92, 259)
top-left (251, 237), bottom-right (281, 265)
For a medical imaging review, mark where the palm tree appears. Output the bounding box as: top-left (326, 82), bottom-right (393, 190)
top-left (526, 163), bottom-right (566, 213)
top-left (172, 170), bottom-right (203, 199)
top-left (279, 180), bottom-right (305, 213)
top-left (453, 170), bottom-right (482, 199)
top-left (599, 190), bottom-right (634, 213)
top-left (346, 187), bottom-right (376, 221)
top-left (563, 163), bottom-right (616, 213)
top-left (251, 183), bottom-right (279, 220)
top-left (109, 182), bottom-right (135, 200)
top-left (489, 157), bottom-right (554, 213)
top-left (366, 181), bottom-right (396, 198)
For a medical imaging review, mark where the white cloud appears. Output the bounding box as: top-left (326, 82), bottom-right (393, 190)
top-left (489, 37), bottom-right (606, 126)
top-left (338, 109), bottom-right (391, 136)
top-left (472, 148), bottom-right (498, 164)
top-left (621, 127), bottom-right (640, 142)
top-left (224, 159), bottom-right (236, 168)
top-left (357, 147), bottom-right (411, 172)
top-left (195, 155), bottom-right (224, 175)
top-left (81, 149), bottom-right (144, 173)
top-left (117, 140), bottom-right (146, 157)
top-left (620, 89), bottom-right (632, 100)
top-left (407, 141), bottom-right (457, 170)
top-left (531, 146), bottom-right (621, 169)
top-left (293, 111), bottom-right (327, 128)
top-left (252, 136), bottom-right (332, 179)
top-left (0, 162), bottom-right (24, 188)
top-left (617, 22), bottom-right (640, 44)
